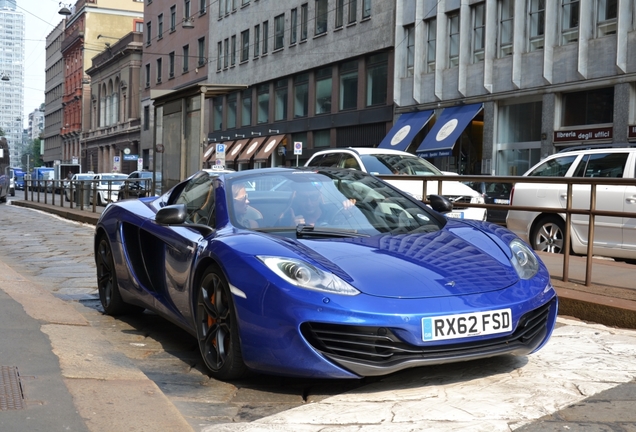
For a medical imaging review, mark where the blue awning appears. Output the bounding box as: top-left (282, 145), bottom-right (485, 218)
top-left (416, 103), bottom-right (483, 157)
top-left (377, 110), bottom-right (434, 151)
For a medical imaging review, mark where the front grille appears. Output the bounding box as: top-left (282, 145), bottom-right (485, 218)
top-left (301, 300), bottom-right (554, 374)
top-left (447, 195), bottom-right (472, 210)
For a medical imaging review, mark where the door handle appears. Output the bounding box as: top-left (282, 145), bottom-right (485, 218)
top-left (626, 196), bottom-right (636, 204)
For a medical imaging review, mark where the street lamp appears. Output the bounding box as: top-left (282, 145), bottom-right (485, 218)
top-left (58, 2), bottom-right (72, 16)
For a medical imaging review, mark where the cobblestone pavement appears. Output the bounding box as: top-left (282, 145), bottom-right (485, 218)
top-left (1, 202), bottom-right (635, 432)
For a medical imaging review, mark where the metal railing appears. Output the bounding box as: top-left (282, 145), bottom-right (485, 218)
top-left (378, 174), bottom-right (636, 287)
top-left (21, 174), bottom-right (636, 286)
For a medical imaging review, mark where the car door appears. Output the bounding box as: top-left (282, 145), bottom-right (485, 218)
top-left (622, 153), bottom-right (636, 252)
top-left (570, 152), bottom-right (629, 252)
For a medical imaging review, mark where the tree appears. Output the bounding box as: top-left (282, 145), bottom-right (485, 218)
top-left (21, 138), bottom-right (42, 170)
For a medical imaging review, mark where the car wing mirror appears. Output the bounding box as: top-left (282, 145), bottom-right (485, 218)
top-left (155, 203), bottom-right (214, 236)
top-left (429, 194), bottom-right (453, 214)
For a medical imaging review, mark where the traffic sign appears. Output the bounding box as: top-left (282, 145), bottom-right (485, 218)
top-left (294, 141), bottom-right (303, 155)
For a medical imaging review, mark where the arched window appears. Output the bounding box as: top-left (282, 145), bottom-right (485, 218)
top-left (100, 83), bottom-right (107, 127)
top-left (113, 78), bottom-right (120, 124)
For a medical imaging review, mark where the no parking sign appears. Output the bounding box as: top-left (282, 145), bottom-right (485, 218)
top-left (294, 141), bottom-right (303, 155)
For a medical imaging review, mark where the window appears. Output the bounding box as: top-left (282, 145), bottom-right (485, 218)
top-left (242, 91), bottom-right (252, 126)
top-left (242, 0), bottom-right (249, 5)
top-left (240, 30), bottom-right (249, 62)
top-left (257, 84), bottom-right (269, 123)
top-left (231, 35), bottom-right (236, 65)
top-left (217, 42), bottom-right (223, 70)
top-left (425, 18), bottom-right (436, 73)
top-left (213, 97), bottom-right (223, 130)
top-left (143, 105), bottom-right (150, 130)
top-left (597, 0), bottom-right (617, 36)
top-left (405, 25), bottom-right (414, 76)
top-left (315, 67), bottom-right (332, 115)
top-left (274, 14), bottom-right (285, 50)
top-left (362, 0), bottom-right (371, 18)
top-left (300, 3), bottom-right (308, 40)
top-left (156, 58), bottom-right (162, 83)
top-left (294, 73), bottom-right (309, 118)
top-left (366, 52), bottom-right (387, 106)
top-left (314, 130), bottom-right (330, 147)
top-left (224, 38), bottom-right (229, 68)
top-left (498, 0), bottom-right (513, 57)
top-left (198, 37), bottom-right (206, 66)
top-left (562, 87), bottom-right (614, 126)
top-left (448, 12), bottom-right (460, 67)
top-left (348, 0), bottom-right (357, 24)
top-left (340, 60), bottom-right (358, 110)
top-left (316, 0), bottom-right (328, 35)
top-left (184, 0), bottom-right (191, 19)
top-left (200, 0), bottom-right (206, 14)
top-left (169, 52), bottom-right (175, 77)
top-left (274, 79), bottom-right (288, 121)
top-left (218, 0), bottom-right (223, 17)
top-left (183, 44), bottom-right (189, 72)
top-left (170, 6), bottom-right (176, 31)
top-left (291, 8), bottom-right (298, 44)
top-left (158, 14), bottom-right (164, 39)
top-left (227, 93), bottom-right (237, 128)
top-left (254, 24), bottom-right (260, 57)
top-left (146, 22), bottom-right (152, 45)
top-left (472, 2), bottom-right (485, 63)
top-left (262, 21), bottom-right (269, 54)
top-left (528, 0), bottom-right (545, 51)
top-left (561, 0), bottom-right (579, 44)
top-left (573, 152), bottom-right (628, 178)
top-left (145, 64), bottom-right (150, 88)
top-left (336, 0), bottom-right (344, 28)
top-left (528, 155), bottom-right (577, 177)
top-left (135, 20), bottom-right (144, 32)
top-left (498, 101), bottom-right (542, 143)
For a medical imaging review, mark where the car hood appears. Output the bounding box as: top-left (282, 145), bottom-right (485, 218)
top-left (263, 224), bottom-right (518, 299)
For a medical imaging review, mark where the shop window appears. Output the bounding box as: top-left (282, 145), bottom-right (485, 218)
top-left (314, 129), bottom-right (330, 148)
top-left (562, 87), bottom-right (614, 126)
top-left (498, 101), bottom-right (542, 143)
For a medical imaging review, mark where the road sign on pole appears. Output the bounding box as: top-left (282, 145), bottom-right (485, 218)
top-left (294, 141), bottom-right (302, 166)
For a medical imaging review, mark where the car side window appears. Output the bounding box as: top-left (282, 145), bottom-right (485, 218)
top-left (174, 174), bottom-right (215, 224)
top-left (308, 153), bottom-right (342, 167)
top-left (527, 155), bottom-right (577, 177)
top-left (572, 153), bottom-right (628, 178)
top-left (342, 157), bottom-right (361, 170)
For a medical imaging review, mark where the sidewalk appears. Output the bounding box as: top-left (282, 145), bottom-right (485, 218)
top-left (10, 198), bottom-right (636, 330)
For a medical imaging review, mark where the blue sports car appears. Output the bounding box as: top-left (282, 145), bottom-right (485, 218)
top-left (94, 167), bottom-right (558, 380)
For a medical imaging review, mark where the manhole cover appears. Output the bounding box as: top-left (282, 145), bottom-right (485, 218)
top-left (0, 366), bottom-right (25, 410)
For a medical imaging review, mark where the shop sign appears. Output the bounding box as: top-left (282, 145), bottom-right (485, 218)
top-left (553, 127), bottom-right (613, 143)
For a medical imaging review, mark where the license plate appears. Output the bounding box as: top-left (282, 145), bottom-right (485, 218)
top-left (422, 309), bottom-right (512, 342)
top-left (494, 199), bottom-right (510, 204)
top-left (446, 212), bottom-right (464, 219)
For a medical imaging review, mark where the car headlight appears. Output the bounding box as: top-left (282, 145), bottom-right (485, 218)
top-left (509, 239), bottom-right (539, 279)
top-left (257, 256), bottom-right (360, 296)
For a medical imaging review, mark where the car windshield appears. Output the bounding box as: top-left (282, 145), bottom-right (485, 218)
top-left (227, 169), bottom-right (443, 236)
top-left (100, 175), bottom-right (127, 185)
top-left (359, 154), bottom-right (442, 176)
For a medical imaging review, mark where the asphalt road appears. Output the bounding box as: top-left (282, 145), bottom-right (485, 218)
top-left (1, 201), bottom-right (635, 431)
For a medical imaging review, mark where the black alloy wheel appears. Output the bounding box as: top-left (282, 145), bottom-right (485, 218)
top-left (96, 236), bottom-right (143, 315)
top-left (196, 267), bottom-right (247, 380)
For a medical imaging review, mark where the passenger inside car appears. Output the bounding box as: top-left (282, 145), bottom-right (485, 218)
top-left (232, 183), bottom-right (263, 228)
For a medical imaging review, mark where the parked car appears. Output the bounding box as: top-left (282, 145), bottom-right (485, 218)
top-left (305, 148), bottom-right (487, 221)
top-left (117, 170), bottom-right (157, 201)
top-left (64, 173), bottom-right (97, 203)
top-left (506, 146), bottom-right (636, 261)
top-left (464, 181), bottom-right (513, 224)
top-left (90, 173), bottom-right (128, 206)
top-left (94, 166), bottom-right (557, 380)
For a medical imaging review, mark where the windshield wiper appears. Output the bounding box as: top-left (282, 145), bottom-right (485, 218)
top-left (295, 224), bottom-right (369, 239)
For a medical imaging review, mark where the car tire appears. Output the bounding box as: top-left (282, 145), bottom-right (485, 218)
top-left (196, 266), bottom-right (247, 381)
top-left (531, 216), bottom-right (566, 254)
top-left (96, 236), bottom-right (144, 315)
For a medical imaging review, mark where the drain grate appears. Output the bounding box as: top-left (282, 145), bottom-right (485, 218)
top-left (0, 366), bottom-right (25, 410)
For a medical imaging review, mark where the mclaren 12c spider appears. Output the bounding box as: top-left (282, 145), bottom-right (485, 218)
top-left (94, 167), bottom-right (558, 380)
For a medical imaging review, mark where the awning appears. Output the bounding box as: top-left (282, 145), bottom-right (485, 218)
top-left (254, 135), bottom-right (286, 161)
top-left (237, 137), bottom-right (266, 164)
top-left (377, 110), bottom-right (434, 151)
top-left (416, 103), bottom-right (483, 157)
top-left (226, 139), bottom-right (250, 166)
top-left (203, 140), bottom-right (235, 164)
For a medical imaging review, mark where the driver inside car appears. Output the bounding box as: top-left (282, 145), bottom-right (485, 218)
top-left (232, 183), bottom-right (263, 228)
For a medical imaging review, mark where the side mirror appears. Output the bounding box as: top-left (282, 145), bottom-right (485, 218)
top-left (156, 204), bottom-right (188, 225)
top-left (429, 194), bottom-right (453, 214)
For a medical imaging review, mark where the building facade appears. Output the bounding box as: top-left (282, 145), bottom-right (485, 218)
top-left (58, 0), bottom-right (143, 173)
top-left (207, 0), bottom-right (390, 169)
top-left (393, 0), bottom-right (636, 176)
top-left (43, 20), bottom-right (65, 166)
top-left (0, 0), bottom-right (24, 168)
top-left (85, 31), bottom-right (143, 174)
top-left (27, 106), bottom-right (45, 141)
